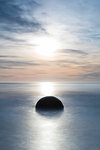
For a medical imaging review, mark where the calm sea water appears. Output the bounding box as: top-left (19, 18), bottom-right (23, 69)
top-left (0, 82), bottom-right (100, 150)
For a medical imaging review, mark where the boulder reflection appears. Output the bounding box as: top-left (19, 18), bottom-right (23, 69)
top-left (36, 109), bottom-right (64, 118)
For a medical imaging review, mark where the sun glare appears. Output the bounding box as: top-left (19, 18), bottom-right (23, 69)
top-left (39, 82), bottom-right (55, 96)
top-left (35, 37), bottom-right (59, 57)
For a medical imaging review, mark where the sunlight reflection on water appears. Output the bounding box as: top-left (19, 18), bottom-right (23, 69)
top-left (33, 111), bottom-right (64, 150)
top-left (39, 82), bottom-right (55, 96)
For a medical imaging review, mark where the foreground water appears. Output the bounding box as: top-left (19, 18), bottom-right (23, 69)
top-left (0, 82), bottom-right (100, 150)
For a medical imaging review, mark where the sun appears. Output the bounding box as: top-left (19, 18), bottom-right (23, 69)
top-left (35, 37), bottom-right (59, 57)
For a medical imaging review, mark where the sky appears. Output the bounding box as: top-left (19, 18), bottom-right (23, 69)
top-left (0, 0), bottom-right (100, 82)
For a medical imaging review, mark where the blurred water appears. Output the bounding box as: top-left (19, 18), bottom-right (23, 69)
top-left (0, 82), bottom-right (100, 150)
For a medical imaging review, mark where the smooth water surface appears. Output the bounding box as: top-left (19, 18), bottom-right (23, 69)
top-left (0, 82), bottom-right (100, 150)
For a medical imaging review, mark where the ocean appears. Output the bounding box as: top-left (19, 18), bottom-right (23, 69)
top-left (0, 82), bottom-right (100, 150)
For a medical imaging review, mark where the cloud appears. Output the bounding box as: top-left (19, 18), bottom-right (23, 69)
top-left (0, 0), bottom-right (44, 34)
top-left (68, 71), bottom-right (100, 81)
top-left (0, 34), bottom-right (26, 42)
top-left (58, 49), bottom-right (88, 56)
top-left (0, 66), bottom-right (25, 70)
top-left (0, 55), bottom-right (19, 58)
top-left (0, 59), bottom-right (42, 69)
top-left (0, 75), bottom-right (14, 78)
top-left (83, 72), bottom-right (100, 78)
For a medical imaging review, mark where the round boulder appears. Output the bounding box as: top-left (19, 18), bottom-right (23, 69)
top-left (35, 96), bottom-right (64, 110)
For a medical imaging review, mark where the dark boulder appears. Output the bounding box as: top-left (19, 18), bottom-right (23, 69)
top-left (35, 96), bottom-right (64, 110)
